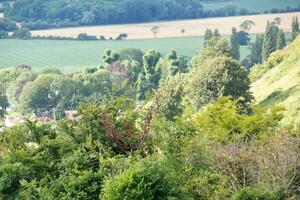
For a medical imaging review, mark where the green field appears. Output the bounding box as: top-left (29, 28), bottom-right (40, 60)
top-left (202, 0), bottom-right (300, 12)
top-left (0, 37), bottom-right (251, 72)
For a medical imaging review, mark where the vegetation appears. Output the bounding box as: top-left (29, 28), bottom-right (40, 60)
top-left (251, 37), bottom-right (300, 124)
top-left (0, 4), bottom-right (300, 199)
top-left (3, 0), bottom-right (298, 30)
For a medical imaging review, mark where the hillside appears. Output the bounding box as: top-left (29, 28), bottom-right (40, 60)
top-left (251, 37), bottom-right (300, 125)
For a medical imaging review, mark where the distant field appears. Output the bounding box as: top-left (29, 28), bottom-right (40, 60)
top-left (31, 12), bottom-right (300, 40)
top-left (0, 36), bottom-right (251, 72)
top-left (202, 0), bottom-right (300, 12)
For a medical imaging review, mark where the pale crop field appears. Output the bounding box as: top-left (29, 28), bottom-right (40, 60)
top-left (31, 12), bottom-right (300, 40)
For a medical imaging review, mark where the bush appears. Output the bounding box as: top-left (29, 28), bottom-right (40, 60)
top-left (232, 187), bottom-right (285, 200)
top-left (101, 157), bottom-right (188, 200)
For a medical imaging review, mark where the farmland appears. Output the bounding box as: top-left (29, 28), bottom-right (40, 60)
top-left (31, 12), bottom-right (300, 40)
top-left (0, 36), bottom-right (252, 72)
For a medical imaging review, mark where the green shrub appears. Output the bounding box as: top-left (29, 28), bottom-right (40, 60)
top-left (101, 157), bottom-right (189, 200)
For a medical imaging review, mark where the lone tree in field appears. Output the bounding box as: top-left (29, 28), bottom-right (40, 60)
top-left (151, 26), bottom-right (160, 39)
top-left (181, 28), bottom-right (186, 36)
top-left (240, 20), bottom-right (256, 32)
top-left (230, 27), bottom-right (240, 60)
top-left (273, 17), bottom-right (281, 25)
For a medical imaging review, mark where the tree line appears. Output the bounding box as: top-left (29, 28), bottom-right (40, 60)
top-left (1, 0), bottom-right (300, 30)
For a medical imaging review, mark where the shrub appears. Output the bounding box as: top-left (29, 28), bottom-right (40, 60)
top-left (101, 157), bottom-right (189, 200)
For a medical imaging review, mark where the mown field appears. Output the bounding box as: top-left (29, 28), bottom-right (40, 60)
top-left (0, 36), bottom-right (251, 72)
top-left (202, 0), bottom-right (300, 12)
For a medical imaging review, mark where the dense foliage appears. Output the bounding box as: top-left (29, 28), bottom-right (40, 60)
top-left (0, 28), bottom-right (300, 199)
top-left (3, 0), bottom-right (293, 30)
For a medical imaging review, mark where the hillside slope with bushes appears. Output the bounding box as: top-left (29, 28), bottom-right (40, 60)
top-left (251, 37), bottom-right (300, 124)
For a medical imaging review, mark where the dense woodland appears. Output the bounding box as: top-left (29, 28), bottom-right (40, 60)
top-left (1, 0), bottom-right (300, 29)
top-left (0, 16), bottom-right (300, 199)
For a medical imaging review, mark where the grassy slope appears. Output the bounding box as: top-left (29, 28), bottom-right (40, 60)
top-left (251, 37), bottom-right (300, 125)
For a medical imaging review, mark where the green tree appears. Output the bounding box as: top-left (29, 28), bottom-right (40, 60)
top-left (230, 27), bottom-right (240, 60)
top-left (119, 48), bottom-right (144, 66)
top-left (193, 38), bottom-right (231, 66)
top-left (102, 50), bottom-right (120, 65)
top-left (167, 50), bottom-right (180, 76)
top-left (291, 16), bottom-right (299, 41)
top-left (250, 34), bottom-right (264, 65)
top-left (190, 38), bottom-right (252, 110)
top-left (276, 29), bottom-right (286, 50)
top-left (19, 74), bottom-right (77, 114)
top-left (136, 73), bottom-right (148, 100)
top-left (204, 28), bottom-right (213, 42)
top-left (12, 27), bottom-right (31, 39)
top-left (143, 50), bottom-right (162, 87)
top-left (262, 21), bottom-right (279, 61)
top-left (0, 86), bottom-right (9, 111)
top-left (213, 29), bottom-right (221, 38)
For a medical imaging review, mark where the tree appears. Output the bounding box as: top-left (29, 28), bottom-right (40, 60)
top-left (276, 29), bottom-right (286, 50)
top-left (193, 38), bottom-right (231, 66)
top-left (273, 17), bottom-right (281, 25)
top-left (0, 86), bottom-right (8, 111)
top-left (12, 28), bottom-right (31, 39)
top-left (181, 28), bottom-right (186, 36)
top-left (150, 26), bottom-right (159, 39)
top-left (0, 31), bottom-right (8, 39)
top-left (102, 50), bottom-right (120, 65)
top-left (239, 20), bottom-right (256, 32)
top-left (262, 21), bottom-right (279, 61)
top-left (135, 50), bottom-right (162, 100)
top-left (80, 11), bottom-right (96, 25)
top-left (119, 48), bottom-right (144, 66)
top-left (230, 27), bottom-right (240, 60)
top-left (204, 29), bottom-right (213, 42)
top-left (143, 50), bottom-right (161, 87)
top-left (250, 34), bottom-right (264, 65)
top-left (237, 31), bottom-right (250, 45)
top-left (167, 50), bottom-right (180, 76)
top-left (291, 16), bottom-right (299, 41)
top-left (136, 74), bottom-right (148, 100)
top-left (190, 38), bottom-right (252, 110)
top-left (213, 29), bottom-right (221, 38)
top-left (19, 74), bottom-right (77, 114)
